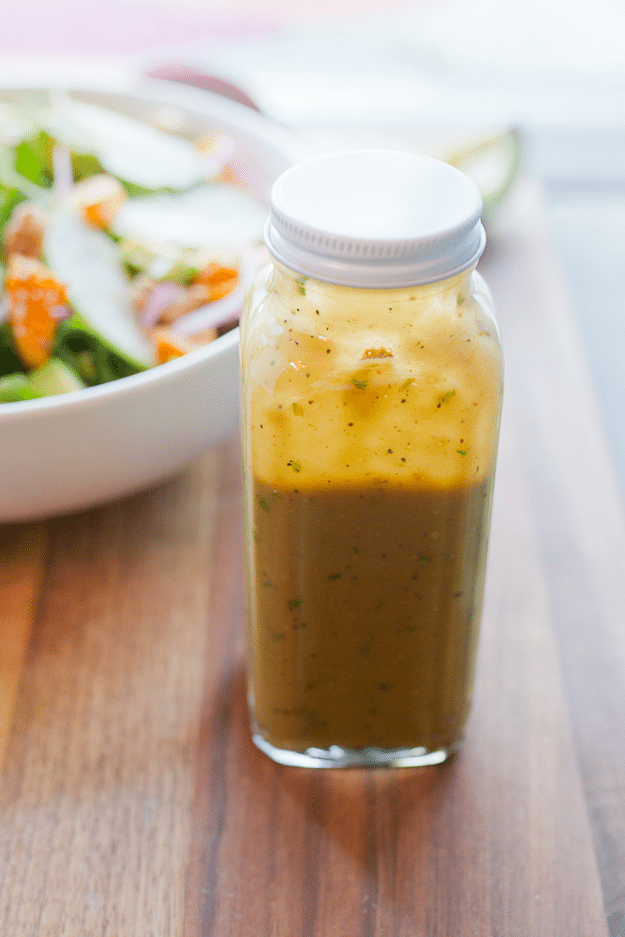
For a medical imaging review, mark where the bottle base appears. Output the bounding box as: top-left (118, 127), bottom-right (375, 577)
top-left (251, 731), bottom-right (457, 769)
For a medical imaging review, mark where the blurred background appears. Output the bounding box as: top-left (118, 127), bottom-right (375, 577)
top-left (1, 0), bottom-right (624, 476)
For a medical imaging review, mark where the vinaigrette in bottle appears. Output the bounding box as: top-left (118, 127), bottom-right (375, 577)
top-left (240, 151), bottom-right (503, 768)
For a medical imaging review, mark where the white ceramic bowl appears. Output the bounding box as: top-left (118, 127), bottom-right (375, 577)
top-left (0, 67), bottom-right (301, 523)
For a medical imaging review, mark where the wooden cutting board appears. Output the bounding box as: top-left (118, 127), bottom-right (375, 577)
top-left (0, 177), bottom-right (621, 935)
top-left (0, 525), bottom-right (47, 770)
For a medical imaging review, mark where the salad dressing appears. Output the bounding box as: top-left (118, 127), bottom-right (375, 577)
top-left (250, 474), bottom-right (493, 754)
top-left (242, 179), bottom-right (503, 770)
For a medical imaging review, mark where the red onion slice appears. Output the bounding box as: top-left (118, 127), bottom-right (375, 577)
top-left (139, 280), bottom-right (186, 329)
top-left (51, 304), bottom-right (73, 321)
top-left (171, 245), bottom-right (268, 337)
top-left (170, 288), bottom-right (244, 336)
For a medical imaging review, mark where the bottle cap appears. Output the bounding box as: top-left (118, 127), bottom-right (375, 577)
top-left (265, 150), bottom-right (486, 288)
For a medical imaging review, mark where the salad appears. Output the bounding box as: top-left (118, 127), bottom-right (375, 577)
top-left (0, 91), bottom-right (269, 403)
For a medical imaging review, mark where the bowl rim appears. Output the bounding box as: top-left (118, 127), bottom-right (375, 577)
top-left (0, 59), bottom-right (302, 160)
top-left (0, 66), bottom-right (300, 421)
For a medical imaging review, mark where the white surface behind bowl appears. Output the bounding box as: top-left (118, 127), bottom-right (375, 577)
top-left (0, 68), bottom-right (302, 523)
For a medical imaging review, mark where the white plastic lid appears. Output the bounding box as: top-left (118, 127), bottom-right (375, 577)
top-left (265, 150), bottom-right (486, 288)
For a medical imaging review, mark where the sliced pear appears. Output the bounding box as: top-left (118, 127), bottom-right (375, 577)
top-left (41, 96), bottom-right (211, 191)
top-left (112, 182), bottom-right (267, 249)
top-left (0, 100), bottom-right (36, 147)
top-left (44, 210), bottom-right (156, 369)
top-left (0, 372), bottom-right (44, 402)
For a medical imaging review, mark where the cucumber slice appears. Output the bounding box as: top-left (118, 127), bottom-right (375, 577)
top-left (44, 210), bottom-right (156, 369)
top-left (0, 372), bottom-right (44, 402)
top-left (27, 358), bottom-right (85, 396)
top-left (42, 97), bottom-right (209, 191)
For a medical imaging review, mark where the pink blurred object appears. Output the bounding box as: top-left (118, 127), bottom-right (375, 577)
top-left (0, 0), bottom-right (282, 54)
top-left (0, 0), bottom-right (418, 54)
top-left (52, 304), bottom-right (73, 321)
top-left (147, 64), bottom-right (262, 112)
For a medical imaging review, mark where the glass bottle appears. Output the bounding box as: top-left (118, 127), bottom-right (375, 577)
top-left (240, 150), bottom-right (503, 768)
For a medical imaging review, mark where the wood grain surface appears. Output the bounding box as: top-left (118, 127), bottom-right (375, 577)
top-left (0, 451), bottom-right (225, 935)
top-left (1, 176), bottom-right (623, 935)
top-left (482, 179), bottom-right (625, 936)
top-left (0, 524), bottom-right (47, 771)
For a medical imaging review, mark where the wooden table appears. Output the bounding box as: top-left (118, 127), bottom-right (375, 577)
top-left (1, 176), bottom-right (624, 936)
